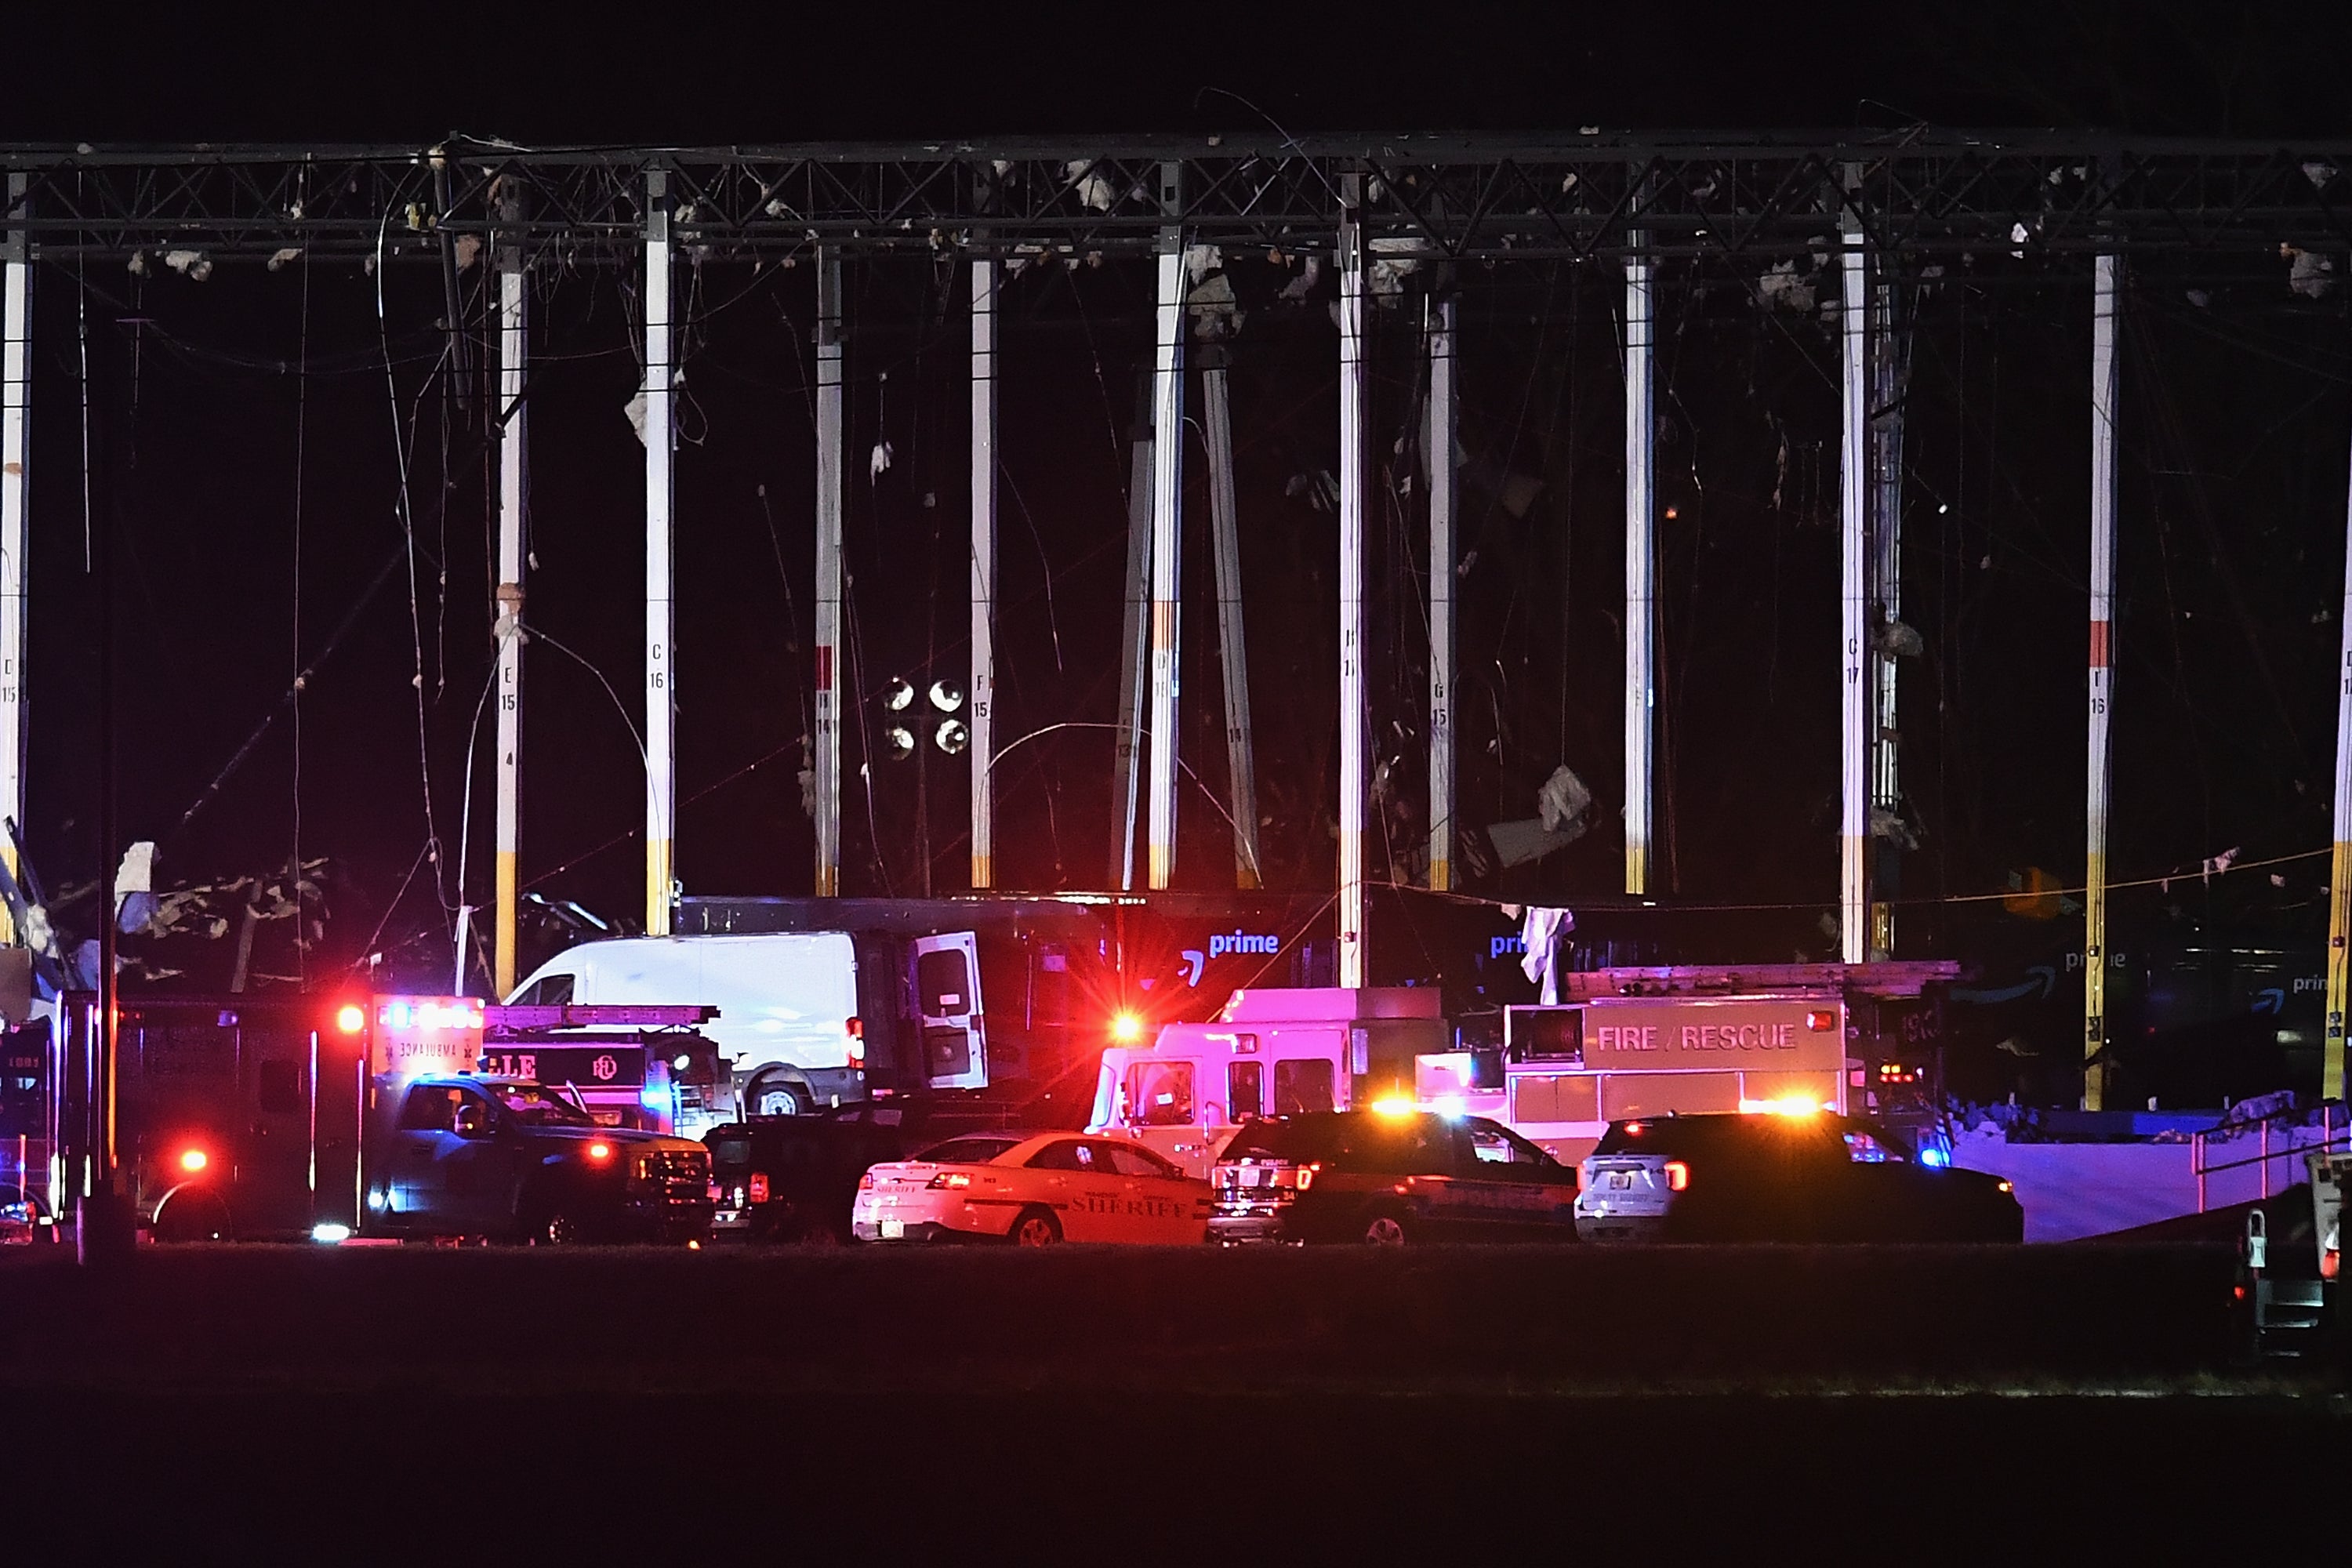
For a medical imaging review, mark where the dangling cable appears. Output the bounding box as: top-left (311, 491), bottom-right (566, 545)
top-left (374, 205), bottom-right (449, 939)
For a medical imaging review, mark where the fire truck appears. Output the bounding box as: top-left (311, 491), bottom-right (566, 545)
top-left (1085, 964), bottom-right (1958, 1178)
top-left (39, 989), bottom-right (720, 1243)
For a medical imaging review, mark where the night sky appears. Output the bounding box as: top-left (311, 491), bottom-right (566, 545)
top-left (7, 3), bottom-right (2352, 992)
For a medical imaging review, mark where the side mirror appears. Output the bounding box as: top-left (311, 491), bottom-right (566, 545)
top-left (453, 1103), bottom-right (490, 1139)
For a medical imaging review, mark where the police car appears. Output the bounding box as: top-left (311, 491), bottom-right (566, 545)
top-left (1573, 1111), bottom-right (2021, 1243)
top-left (851, 1131), bottom-right (1211, 1245)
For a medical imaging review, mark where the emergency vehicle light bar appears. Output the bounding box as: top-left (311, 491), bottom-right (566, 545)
top-left (485, 1004), bottom-right (720, 1031)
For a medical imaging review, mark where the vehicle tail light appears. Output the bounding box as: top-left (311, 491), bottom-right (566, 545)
top-left (748, 1173), bottom-right (771, 1204)
top-left (2325, 1248), bottom-right (2341, 1282)
top-left (586, 1142), bottom-right (612, 1162)
top-left (927, 1172), bottom-right (971, 1190)
top-left (846, 1018), bottom-right (865, 1072)
top-left (858, 1171), bottom-right (875, 1190)
top-left (1664, 1160), bottom-right (1690, 1192)
top-left (1806, 1010), bottom-right (1838, 1033)
top-left (2234, 1283), bottom-right (2249, 1301)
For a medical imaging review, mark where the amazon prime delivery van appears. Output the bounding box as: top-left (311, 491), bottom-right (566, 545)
top-left (507, 931), bottom-right (988, 1120)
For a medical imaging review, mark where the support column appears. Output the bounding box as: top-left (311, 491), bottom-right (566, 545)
top-left (1868, 275), bottom-right (1909, 961)
top-left (1425, 294), bottom-right (1457, 892)
top-left (1838, 172), bottom-right (1871, 966)
top-left (1109, 380), bottom-right (1152, 890)
top-left (0, 175), bottom-right (27, 938)
top-left (643, 171), bottom-right (675, 935)
top-left (1203, 347), bottom-right (1261, 889)
top-left (2085, 253), bottom-right (2122, 1109)
top-left (969, 256), bottom-right (997, 890)
top-left (1337, 177), bottom-right (1370, 989)
top-left (814, 251), bottom-right (845, 897)
top-left (2325, 418), bottom-right (2352, 1102)
top-left (1144, 164), bottom-right (1185, 891)
top-left (492, 187), bottom-right (527, 995)
top-left (1624, 224), bottom-right (1656, 896)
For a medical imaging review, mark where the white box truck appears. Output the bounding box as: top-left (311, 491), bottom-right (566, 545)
top-left (509, 933), bottom-right (873, 1122)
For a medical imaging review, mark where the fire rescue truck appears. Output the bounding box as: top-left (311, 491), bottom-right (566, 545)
top-left (1085, 964), bottom-right (1958, 1178)
top-left (39, 989), bottom-right (719, 1243)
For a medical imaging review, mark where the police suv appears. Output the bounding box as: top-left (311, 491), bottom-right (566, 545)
top-left (1573, 1111), bottom-right (2020, 1243)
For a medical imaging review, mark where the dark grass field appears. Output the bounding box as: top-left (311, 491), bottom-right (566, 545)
top-left (4, 1241), bottom-right (2344, 1557)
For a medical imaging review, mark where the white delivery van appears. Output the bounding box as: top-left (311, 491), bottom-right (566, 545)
top-left (506, 933), bottom-right (868, 1119)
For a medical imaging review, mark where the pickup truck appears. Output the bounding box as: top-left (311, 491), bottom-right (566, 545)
top-left (367, 1075), bottom-right (713, 1244)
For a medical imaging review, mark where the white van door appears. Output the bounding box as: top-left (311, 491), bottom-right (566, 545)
top-left (910, 932), bottom-right (987, 1091)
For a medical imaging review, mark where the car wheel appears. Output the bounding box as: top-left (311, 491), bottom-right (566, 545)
top-left (1008, 1207), bottom-right (1062, 1247)
top-left (1362, 1210), bottom-right (1410, 1247)
top-left (539, 1210), bottom-right (584, 1246)
top-left (799, 1221), bottom-right (844, 1249)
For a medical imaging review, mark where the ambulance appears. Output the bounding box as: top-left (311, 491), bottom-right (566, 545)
top-left (1085, 987), bottom-right (1448, 1179)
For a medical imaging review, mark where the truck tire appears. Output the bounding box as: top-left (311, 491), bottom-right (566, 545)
top-left (537, 1209), bottom-right (586, 1246)
top-left (153, 1188), bottom-right (233, 1243)
top-left (746, 1070), bottom-right (808, 1118)
top-left (1008, 1207), bottom-right (1062, 1247)
top-left (1360, 1209), bottom-right (1410, 1247)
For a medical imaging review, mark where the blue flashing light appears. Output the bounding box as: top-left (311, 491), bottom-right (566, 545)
top-left (641, 1084), bottom-right (673, 1112)
top-left (1918, 1146), bottom-right (1950, 1168)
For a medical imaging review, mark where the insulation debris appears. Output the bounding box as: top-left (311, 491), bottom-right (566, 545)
top-left (1184, 244), bottom-right (1222, 285)
top-left (162, 249), bottom-right (213, 281)
top-left (1368, 236), bottom-right (1420, 298)
top-left (1187, 272), bottom-right (1243, 338)
top-left (1753, 259), bottom-right (1815, 313)
top-left (1277, 254), bottom-right (1324, 302)
top-left (2284, 243), bottom-right (2336, 299)
top-left (2307, 162), bottom-right (2339, 191)
top-left (266, 247), bottom-right (303, 271)
top-left (1065, 160), bottom-right (1116, 212)
top-left (1873, 618), bottom-right (1924, 657)
top-left (1868, 807), bottom-right (1918, 850)
top-left (869, 440), bottom-right (894, 480)
top-left (1535, 764), bottom-right (1592, 835)
top-left (1285, 470), bottom-right (1339, 511)
top-left (452, 234), bottom-right (482, 271)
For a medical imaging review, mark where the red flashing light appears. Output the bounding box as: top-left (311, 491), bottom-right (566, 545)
top-left (927, 1171), bottom-right (972, 1190)
top-left (178, 1148), bottom-right (209, 1175)
top-left (748, 1173), bottom-right (771, 1204)
top-left (1624, 1122), bottom-right (1646, 1136)
top-left (1664, 1160), bottom-right (1690, 1192)
top-left (1806, 1010), bottom-right (1838, 1033)
top-left (846, 1017), bottom-right (863, 1039)
top-left (2234, 1283), bottom-right (2249, 1301)
top-left (334, 1004), bottom-right (366, 1035)
top-left (586, 1142), bottom-right (612, 1163)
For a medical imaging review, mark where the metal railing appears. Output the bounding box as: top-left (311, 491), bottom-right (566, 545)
top-left (2194, 1103), bottom-right (2346, 1213)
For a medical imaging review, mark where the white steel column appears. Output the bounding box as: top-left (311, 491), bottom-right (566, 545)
top-left (643, 170), bottom-right (676, 935)
top-left (2325, 414), bottom-right (2352, 1102)
top-left (1144, 166), bottom-right (1185, 891)
top-left (1624, 227), bottom-right (1656, 896)
top-left (492, 193), bottom-right (527, 995)
top-left (1425, 295), bottom-right (1457, 892)
top-left (1868, 278), bottom-right (1909, 961)
top-left (1203, 349), bottom-right (1262, 889)
top-left (1838, 172), bottom-right (1871, 966)
top-left (1109, 393), bottom-right (1152, 890)
top-left (1337, 179), bottom-right (1370, 988)
top-left (0, 174), bottom-right (27, 936)
top-left (814, 252), bottom-right (845, 897)
top-left (969, 257), bottom-right (997, 891)
top-left (2085, 253), bottom-right (2122, 1110)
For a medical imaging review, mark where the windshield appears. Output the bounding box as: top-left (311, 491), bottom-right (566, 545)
top-left (488, 1082), bottom-right (597, 1127)
top-left (913, 1135), bottom-right (1021, 1167)
top-left (706, 1131), bottom-right (753, 1171)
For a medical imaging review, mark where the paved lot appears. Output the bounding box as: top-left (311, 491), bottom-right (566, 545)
top-left (3, 1242), bottom-right (2336, 1555)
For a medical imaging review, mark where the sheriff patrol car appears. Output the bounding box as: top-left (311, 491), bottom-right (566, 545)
top-left (851, 1131), bottom-right (1211, 1245)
